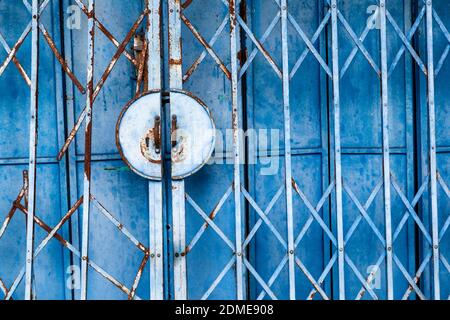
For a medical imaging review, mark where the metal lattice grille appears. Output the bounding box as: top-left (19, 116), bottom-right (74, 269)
top-left (0, 0), bottom-right (448, 300)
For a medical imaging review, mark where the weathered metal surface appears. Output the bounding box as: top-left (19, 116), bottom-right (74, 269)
top-left (146, 0), bottom-right (164, 301)
top-left (168, 0), bottom-right (188, 300)
top-left (80, 0), bottom-right (95, 301)
top-left (0, 0), bottom-right (449, 301)
top-left (116, 92), bottom-right (163, 180)
top-left (24, 0), bottom-right (40, 301)
top-left (116, 90), bottom-right (215, 180)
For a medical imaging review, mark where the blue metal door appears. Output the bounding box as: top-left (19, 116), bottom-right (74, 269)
top-left (0, 0), bottom-right (449, 300)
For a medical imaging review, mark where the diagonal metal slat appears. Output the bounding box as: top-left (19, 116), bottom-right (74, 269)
top-left (23, 0), bottom-right (86, 93)
top-left (241, 187), bottom-right (287, 249)
top-left (0, 0), bottom-right (51, 81)
top-left (387, 5), bottom-right (425, 76)
top-left (337, 10), bottom-right (380, 77)
top-left (290, 10), bottom-right (331, 79)
top-left (386, 9), bottom-right (427, 76)
top-left (243, 185), bottom-right (283, 249)
top-left (201, 257), bottom-right (236, 300)
top-left (238, 12), bottom-right (281, 80)
top-left (74, 0), bottom-right (137, 66)
top-left (185, 193), bottom-right (235, 251)
top-left (56, 8), bottom-right (149, 161)
top-left (0, 29), bottom-right (31, 86)
top-left (185, 185), bottom-right (233, 254)
top-left (432, 9), bottom-right (450, 75)
top-left (183, 13), bottom-right (229, 82)
top-left (181, 13), bottom-right (231, 80)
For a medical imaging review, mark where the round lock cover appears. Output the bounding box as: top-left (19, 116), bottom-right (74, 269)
top-left (116, 90), bottom-right (216, 181)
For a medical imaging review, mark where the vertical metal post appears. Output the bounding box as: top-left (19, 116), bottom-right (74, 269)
top-left (147, 0), bottom-right (165, 301)
top-left (52, 0), bottom-right (74, 300)
top-left (62, 0), bottom-right (81, 286)
top-left (229, 0), bottom-right (244, 300)
top-left (379, 0), bottom-right (393, 300)
top-left (330, 0), bottom-right (345, 300)
top-left (168, 0), bottom-right (187, 300)
top-left (403, 0), bottom-right (416, 284)
top-left (280, 0), bottom-right (296, 300)
top-left (80, 0), bottom-right (95, 300)
top-left (425, 0), bottom-right (440, 300)
top-left (25, 0), bottom-right (40, 301)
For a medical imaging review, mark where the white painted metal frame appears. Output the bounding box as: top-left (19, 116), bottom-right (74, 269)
top-left (147, 0), bottom-right (165, 301)
top-left (168, 0), bottom-right (188, 300)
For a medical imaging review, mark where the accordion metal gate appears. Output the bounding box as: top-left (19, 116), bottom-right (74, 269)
top-left (0, 0), bottom-right (449, 300)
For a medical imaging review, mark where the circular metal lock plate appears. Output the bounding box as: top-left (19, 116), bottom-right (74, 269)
top-left (116, 90), bottom-right (216, 181)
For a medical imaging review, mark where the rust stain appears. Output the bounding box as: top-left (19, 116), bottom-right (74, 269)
top-left (128, 252), bottom-right (149, 300)
top-left (169, 58), bottom-right (182, 65)
top-left (39, 26), bottom-right (86, 94)
top-left (15, 197), bottom-right (83, 248)
top-left (181, 0), bottom-right (193, 9)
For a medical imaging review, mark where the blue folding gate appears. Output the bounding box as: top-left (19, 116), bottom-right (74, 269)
top-left (0, 0), bottom-right (448, 300)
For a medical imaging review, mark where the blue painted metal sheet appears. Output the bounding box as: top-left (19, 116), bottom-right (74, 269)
top-left (0, 0), bottom-right (449, 300)
top-left (67, 0), bottom-right (152, 300)
top-left (181, 0), bottom-right (238, 299)
top-left (0, 0), bottom-right (69, 300)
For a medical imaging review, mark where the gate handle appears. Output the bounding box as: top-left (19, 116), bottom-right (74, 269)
top-left (171, 115), bottom-right (178, 149)
top-left (153, 116), bottom-right (161, 154)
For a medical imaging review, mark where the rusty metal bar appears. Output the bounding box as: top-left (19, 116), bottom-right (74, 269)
top-left (40, 26), bottom-right (85, 94)
top-left (330, 0), bottom-right (345, 300)
top-left (24, 0), bottom-right (40, 301)
top-left (80, 0), bottom-right (95, 300)
top-left (128, 252), bottom-right (150, 300)
top-left (183, 14), bottom-right (228, 83)
top-left (23, 0), bottom-right (85, 93)
top-left (168, 0), bottom-right (187, 300)
top-left (9, 198), bottom-right (142, 300)
top-left (379, 0), bottom-right (394, 300)
top-left (74, 0), bottom-right (137, 66)
top-left (425, 0), bottom-right (440, 300)
top-left (6, 198), bottom-right (83, 300)
top-left (90, 195), bottom-right (148, 253)
top-left (229, 0), bottom-right (244, 300)
top-left (0, 186), bottom-right (26, 240)
top-left (56, 10), bottom-right (148, 161)
top-left (135, 36), bottom-right (148, 96)
top-left (0, 0), bottom-right (50, 79)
